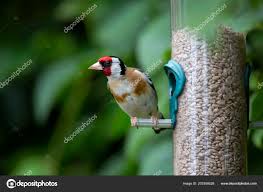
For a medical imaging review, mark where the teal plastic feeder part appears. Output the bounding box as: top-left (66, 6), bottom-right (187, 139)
top-left (164, 60), bottom-right (186, 128)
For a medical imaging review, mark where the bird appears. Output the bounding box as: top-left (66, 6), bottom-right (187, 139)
top-left (88, 56), bottom-right (165, 134)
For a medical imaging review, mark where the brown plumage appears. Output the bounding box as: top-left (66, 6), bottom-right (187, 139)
top-left (109, 68), bottom-right (148, 100)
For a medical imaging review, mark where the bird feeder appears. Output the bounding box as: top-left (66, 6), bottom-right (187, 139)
top-left (131, 0), bottom-right (263, 176)
top-left (170, 0), bottom-right (250, 176)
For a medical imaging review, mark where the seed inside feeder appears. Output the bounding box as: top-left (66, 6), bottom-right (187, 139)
top-left (172, 26), bottom-right (247, 176)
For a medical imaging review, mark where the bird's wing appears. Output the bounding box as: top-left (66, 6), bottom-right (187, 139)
top-left (135, 68), bottom-right (158, 100)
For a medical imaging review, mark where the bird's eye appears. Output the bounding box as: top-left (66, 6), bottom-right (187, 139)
top-left (103, 61), bottom-right (111, 67)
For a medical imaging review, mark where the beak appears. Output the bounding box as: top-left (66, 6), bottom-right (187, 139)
top-left (88, 62), bottom-right (103, 70)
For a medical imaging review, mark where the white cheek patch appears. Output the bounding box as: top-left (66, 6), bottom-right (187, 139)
top-left (111, 63), bottom-right (120, 71)
top-left (112, 58), bottom-right (119, 63)
top-left (110, 63), bottom-right (122, 78)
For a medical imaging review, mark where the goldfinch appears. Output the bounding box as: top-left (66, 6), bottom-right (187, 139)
top-left (89, 56), bottom-right (164, 133)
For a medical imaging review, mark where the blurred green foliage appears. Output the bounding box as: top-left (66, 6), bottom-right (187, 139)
top-left (0, 0), bottom-right (262, 175)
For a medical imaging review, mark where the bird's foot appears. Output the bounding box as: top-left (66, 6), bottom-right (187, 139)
top-left (131, 117), bottom-right (138, 129)
top-left (151, 116), bottom-right (160, 132)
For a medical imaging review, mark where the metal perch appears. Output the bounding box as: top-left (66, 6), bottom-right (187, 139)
top-left (131, 119), bottom-right (263, 129)
top-left (131, 119), bottom-right (173, 128)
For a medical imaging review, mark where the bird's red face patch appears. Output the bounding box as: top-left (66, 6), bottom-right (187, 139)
top-left (99, 56), bottom-right (112, 76)
top-left (99, 56), bottom-right (112, 63)
top-left (102, 67), bottom-right (111, 76)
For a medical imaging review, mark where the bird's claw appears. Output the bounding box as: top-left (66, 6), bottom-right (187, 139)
top-left (151, 116), bottom-right (160, 132)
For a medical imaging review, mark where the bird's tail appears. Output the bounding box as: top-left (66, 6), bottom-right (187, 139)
top-left (153, 112), bottom-right (169, 134)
